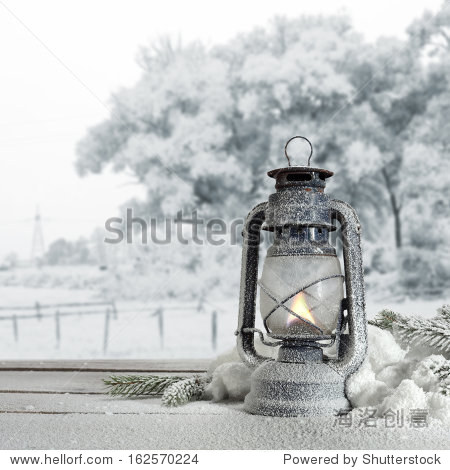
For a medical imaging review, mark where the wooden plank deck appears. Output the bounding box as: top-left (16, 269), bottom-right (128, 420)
top-left (0, 360), bottom-right (208, 394)
top-left (1, 361), bottom-right (449, 450)
top-left (0, 359), bottom-right (210, 372)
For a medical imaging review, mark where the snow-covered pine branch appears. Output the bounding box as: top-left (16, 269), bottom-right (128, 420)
top-left (161, 376), bottom-right (210, 407)
top-left (370, 304), bottom-right (450, 355)
top-left (104, 374), bottom-right (186, 397)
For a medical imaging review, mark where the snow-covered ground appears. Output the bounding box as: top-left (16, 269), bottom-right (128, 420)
top-left (1, 397), bottom-right (449, 450)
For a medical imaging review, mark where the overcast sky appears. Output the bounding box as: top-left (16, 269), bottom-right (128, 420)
top-left (0, 0), bottom-right (443, 259)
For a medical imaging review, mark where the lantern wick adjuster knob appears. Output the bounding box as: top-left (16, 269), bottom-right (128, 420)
top-left (284, 136), bottom-right (313, 167)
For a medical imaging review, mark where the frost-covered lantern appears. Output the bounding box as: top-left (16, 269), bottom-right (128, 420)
top-left (236, 136), bottom-right (368, 417)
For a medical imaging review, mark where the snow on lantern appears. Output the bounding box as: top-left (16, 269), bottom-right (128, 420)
top-left (236, 136), bottom-right (368, 417)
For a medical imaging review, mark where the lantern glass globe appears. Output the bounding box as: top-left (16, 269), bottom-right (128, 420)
top-left (259, 255), bottom-right (344, 337)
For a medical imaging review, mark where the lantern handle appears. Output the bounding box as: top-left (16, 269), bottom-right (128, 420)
top-left (329, 199), bottom-right (368, 378)
top-left (284, 135), bottom-right (313, 167)
top-left (236, 202), bottom-right (274, 369)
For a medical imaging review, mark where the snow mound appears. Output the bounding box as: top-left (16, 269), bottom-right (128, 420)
top-left (207, 348), bottom-right (242, 376)
top-left (205, 324), bottom-right (450, 423)
top-left (378, 379), bottom-right (427, 416)
top-left (348, 328), bottom-right (450, 420)
top-left (366, 325), bottom-right (406, 373)
top-left (205, 362), bottom-right (251, 401)
top-left (376, 359), bottom-right (418, 388)
top-left (411, 355), bottom-right (448, 392)
top-left (427, 392), bottom-right (450, 424)
top-left (346, 360), bottom-right (391, 407)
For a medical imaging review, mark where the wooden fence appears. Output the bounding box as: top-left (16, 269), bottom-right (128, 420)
top-left (0, 301), bottom-right (219, 352)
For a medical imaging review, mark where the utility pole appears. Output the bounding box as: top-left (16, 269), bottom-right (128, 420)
top-left (31, 205), bottom-right (45, 264)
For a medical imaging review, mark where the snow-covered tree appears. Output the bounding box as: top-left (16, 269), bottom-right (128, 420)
top-left (75, 12), bottom-right (450, 300)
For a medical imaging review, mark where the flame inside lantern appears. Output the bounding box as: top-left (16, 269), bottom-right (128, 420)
top-left (287, 292), bottom-right (316, 327)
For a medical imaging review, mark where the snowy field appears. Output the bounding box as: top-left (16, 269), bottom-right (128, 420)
top-left (0, 285), bottom-right (237, 360)
top-left (0, 279), bottom-right (447, 360)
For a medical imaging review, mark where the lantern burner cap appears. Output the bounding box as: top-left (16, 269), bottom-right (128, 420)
top-left (267, 166), bottom-right (333, 191)
top-left (267, 166), bottom-right (334, 179)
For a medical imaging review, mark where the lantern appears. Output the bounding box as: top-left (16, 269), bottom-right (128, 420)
top-left (236, 136), bottom-right (368, 417)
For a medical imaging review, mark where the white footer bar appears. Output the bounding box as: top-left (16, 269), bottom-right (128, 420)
top-left (0, 450), bottom-right (447, 469)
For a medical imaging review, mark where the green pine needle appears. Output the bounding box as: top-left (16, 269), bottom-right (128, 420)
top-left (369, 306), bottom-right (450, 354)
top-left (368, 309), bottom-right (398, 330)
top-left (104, 374), bottom-right (186, 397)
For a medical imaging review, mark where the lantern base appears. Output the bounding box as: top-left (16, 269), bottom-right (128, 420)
top-left (244, 360), bottom-right (351, 417)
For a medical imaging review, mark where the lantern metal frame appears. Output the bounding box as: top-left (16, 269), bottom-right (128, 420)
top-left (235, 137), bottom-right (368, 417)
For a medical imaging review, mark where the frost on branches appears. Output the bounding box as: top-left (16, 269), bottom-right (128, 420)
top-left (412, 355), bottom-right (450, 397)
top-left (73, 5), bottom-right (450, 304)
top-left (161, 376), bottom-right (209, 407)
top-left (370, 304), bottom-right (450, 356)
